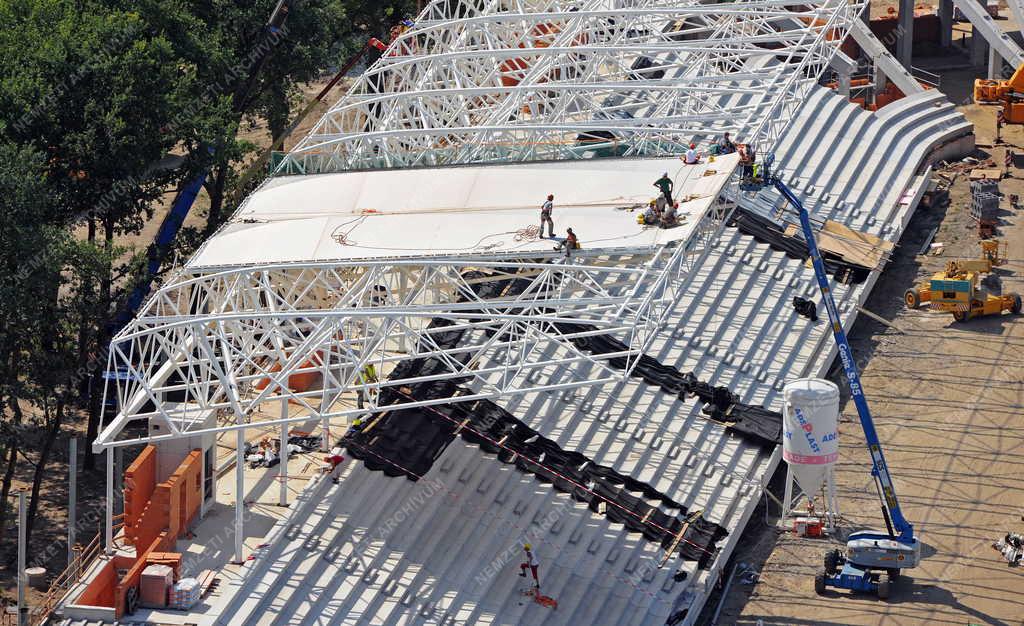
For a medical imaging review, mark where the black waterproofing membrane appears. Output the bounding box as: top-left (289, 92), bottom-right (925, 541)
top-left (342, 268), bottom-right (788, 567)
top-left (727, 208), bottom-right (870, 284)
top-left (551, 322), bottom-right (782, 447)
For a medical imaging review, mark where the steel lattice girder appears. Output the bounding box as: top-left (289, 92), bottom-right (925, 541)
top-left (95, 0), bottom-right (865, 450)
top-left (95, 196), bottom-right (732, 450)
top-left (278, 0), bottom-right (865, 174)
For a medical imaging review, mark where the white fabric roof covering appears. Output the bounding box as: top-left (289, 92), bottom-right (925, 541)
top-left (188, 154), bottom-right (740, 268)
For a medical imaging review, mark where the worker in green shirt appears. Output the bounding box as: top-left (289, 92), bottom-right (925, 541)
top-left (357, 364), bottom-right (378, 410)
top-left (654, 172), bottom-right (673, 204)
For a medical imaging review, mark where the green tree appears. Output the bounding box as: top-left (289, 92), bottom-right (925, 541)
top-left (0, 0), bottom-right (195, 470)
top-left (0, 143), bottom-right (68, 540)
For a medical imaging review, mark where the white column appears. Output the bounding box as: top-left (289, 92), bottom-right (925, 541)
top-left (971, 24), bottom-right (990, 67)
top-left (279, 400), bottom-right (288, 506)
top-left (837, 69), bottom-right (851, 97)
top-left (988, 47), bottom-right (1001, 79)
top-left (873, 63), bottom-right (888, 103)
top-left (17, 489), bottom-right (27, 626)
top-left (68, 438), bottom-right (77, 565)
top-left (105, 448), bottom-right (114, 555)
top-left (234, 429), bottom-right (245, 564)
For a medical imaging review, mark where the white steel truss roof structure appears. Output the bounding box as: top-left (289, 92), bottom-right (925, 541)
top-left (278, 0), bottom-right (866, 174)
top-left (95, 0), bottom-right (866, 453)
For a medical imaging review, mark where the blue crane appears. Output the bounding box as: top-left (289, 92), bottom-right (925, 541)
top-left (761, 160), bottom-right (919, 599)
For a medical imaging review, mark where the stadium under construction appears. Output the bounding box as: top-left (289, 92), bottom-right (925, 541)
top-left (27, 0), bottom-right (1024, 624)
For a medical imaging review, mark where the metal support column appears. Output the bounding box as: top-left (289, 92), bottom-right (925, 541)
top-left (17, 489), bottom-right (27, 626)
top-left (279, 399), bottom-right (288, 506)
top-left (897, 0), bottom-right (915, 69)
top-left (68, 438), bottom-right (77, 566)
top-left (105, 448), bottom-right (114, 555)
top-left (234, 428), bottom-right (245, 564)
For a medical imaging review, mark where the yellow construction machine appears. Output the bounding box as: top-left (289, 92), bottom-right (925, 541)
top-left (904, 241), bottom-right (1019, 322)
top-left (975, 64), bottom-right (1024, 121)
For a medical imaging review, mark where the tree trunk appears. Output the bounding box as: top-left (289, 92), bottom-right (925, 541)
top-left (204, 165), bottom-right (228, 235)
top-left (266, 82), bottom-right (290, 144)
top-left (0, 397), bottom-right (24, 542)
top-left (25, 400), bottom-right (62, 551)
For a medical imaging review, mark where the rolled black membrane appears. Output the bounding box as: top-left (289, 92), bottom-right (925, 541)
top-left (727, 208), bottom-right (870, 284)
top-left (343, 269), bottom-right (786, 568)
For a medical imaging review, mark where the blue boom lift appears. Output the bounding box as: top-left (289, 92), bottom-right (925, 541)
top-left (757, 157), bottom-right (920, 599)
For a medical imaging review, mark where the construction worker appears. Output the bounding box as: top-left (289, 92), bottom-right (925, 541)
top-left (540, 194), bottom-right (555, 238)
top-left (662, 201), bottom-right (679, 227)
top-left (344, 418), bottom-right (364, 439)
top-left (326, 446), bottom-right (346, 483)
top-left (563, 228), bottom-right (579, 259)
top-left (684, 143), bottom-right (699, 164)
top-left (357, 364), bottom-right (378, 410)
top-left (717, 132), bottom-right (736, 154)
top-left (518, 543), bottom-right (540, 588)
top-left (653, 172), bottom-right (673, 204)
top-left (643, 201), bottom-right (660, 225)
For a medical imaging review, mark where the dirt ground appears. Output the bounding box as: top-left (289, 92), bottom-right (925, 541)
top-left (702, 57), bottom-right (1024, 626)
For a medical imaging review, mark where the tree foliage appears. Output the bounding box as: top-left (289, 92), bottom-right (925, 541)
top-left (0, 0), bottom-right (420, 566)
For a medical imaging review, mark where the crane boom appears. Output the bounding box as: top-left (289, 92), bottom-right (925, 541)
top-left (770, 177), bottom-right (914, 542)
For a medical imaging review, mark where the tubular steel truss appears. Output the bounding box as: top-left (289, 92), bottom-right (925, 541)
top-left (277, 0), bottom-right (865, 174)
top-left (96, 194), bottom-right (733, 449)
top-left (96, 0), bottom-right (864, 450)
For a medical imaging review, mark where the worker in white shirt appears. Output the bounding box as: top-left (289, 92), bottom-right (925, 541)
top-left (327, 447), bottom-right (346, 483)
top-left (540, 194), bottom-right (555, 238)
top-left (518, 543), bottom-right (540, 588)
top-left (684, 143), bottom-right (699, 164)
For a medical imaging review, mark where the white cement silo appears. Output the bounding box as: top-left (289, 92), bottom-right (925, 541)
top-left (783, 378), bottom-right (840, 496)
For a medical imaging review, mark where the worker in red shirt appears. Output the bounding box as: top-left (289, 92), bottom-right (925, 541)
top-left (519, 543), bottom-right (540, 588)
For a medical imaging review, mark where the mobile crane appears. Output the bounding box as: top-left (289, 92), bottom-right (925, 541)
top-left (757, 158), bottom-right (921, 599)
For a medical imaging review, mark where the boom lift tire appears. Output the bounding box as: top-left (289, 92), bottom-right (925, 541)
top-left (904, 288), bottom-right (920, 309)
top-left (814, 573), bottom-right (826, 595)
top-left (953, 310), bottom-right (970, 323)
top-left (877, 579), bottom-right (891, 599)
top-left (1011, 293), bottom-right (1022, 314)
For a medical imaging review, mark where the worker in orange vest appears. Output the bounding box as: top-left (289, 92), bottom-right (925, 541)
top-left (563, 228), bottom-right (579, 259)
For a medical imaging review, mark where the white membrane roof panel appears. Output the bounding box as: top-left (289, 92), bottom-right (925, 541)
top-left (188, 154), bottom-right (739, 268)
